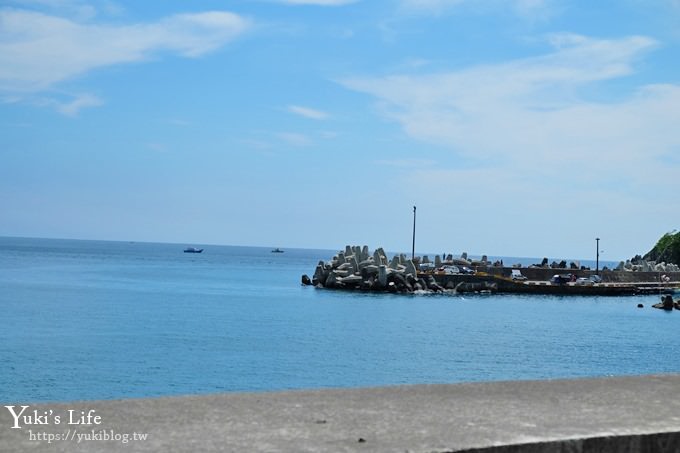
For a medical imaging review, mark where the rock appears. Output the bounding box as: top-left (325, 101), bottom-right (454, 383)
top-left (388, 256), bottom-right (400, 270)
top-left (312, 263), bottom-right (326, 286)
top-left (301, 274), bottom-right (312, 286)
top-left (390, 273), bottom-right (411, 292)
top-left (426, 275), bottom-right (442, 292)
top-left (404, 260), bottom-right (417, 278)
top-left (337, 262), bottom-right (353, 271)
top-left (378, 265), bottom-right (388, 287)
top-left (325, 271), bottom-right (338, 288)
top-left (455, 281), bottom-right (497, 293)
top-left (653, 295), bottom-right (675, 311)
top-left (361, 265), bottom-right (379, 276)
top-left (434, 255), bottom-right (442, 268)
top-left (406, 274), bottom-right (418, 286)
top-left (358, 258), bottom-right (373, 270)
top-left (349, 255), bottom-right (359, 273)
top-left (339, 274), bottom-right (362, 287)
top-left (637, 303), bottom-right (644, 308)
top-left (376, 248), bottom-right (387, 265)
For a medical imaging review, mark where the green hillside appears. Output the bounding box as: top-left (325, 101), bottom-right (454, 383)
top-left (643, 231), bottom-right (680, 265)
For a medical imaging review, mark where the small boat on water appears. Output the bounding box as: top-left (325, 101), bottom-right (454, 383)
top-left (184, 247), bottom-right (203, 253)
top-left (271, 248), bottom-right (284, 253)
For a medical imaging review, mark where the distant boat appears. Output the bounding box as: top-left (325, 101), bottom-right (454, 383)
top-left (271, 248), bottom-right (284, 253)
top-left (184, 247), bottom-right (203, 253)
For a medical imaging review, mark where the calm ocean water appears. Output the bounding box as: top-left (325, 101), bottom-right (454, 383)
top-left (1, 237), bottom-right (678, 403)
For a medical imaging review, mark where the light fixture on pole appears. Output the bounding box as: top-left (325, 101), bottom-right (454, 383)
top-left (596, 237), bottom-right (600, 275)
top-left (412, 206), bottom-right (416, 260)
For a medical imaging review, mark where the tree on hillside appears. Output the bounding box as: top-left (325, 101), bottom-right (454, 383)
top-left (644, 231), bottom-right (680, 265)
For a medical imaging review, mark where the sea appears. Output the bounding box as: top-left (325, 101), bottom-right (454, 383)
top-left (1, 236), bottom-right (679, 403)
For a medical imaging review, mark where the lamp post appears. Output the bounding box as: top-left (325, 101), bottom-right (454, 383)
top-left (412, 206), bottom-right (416, 260)
top-left (596, 237), bottom-right (600, 275)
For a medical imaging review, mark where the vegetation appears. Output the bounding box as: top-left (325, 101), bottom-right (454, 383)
top-left (644, 231), bottom-right (680, 265)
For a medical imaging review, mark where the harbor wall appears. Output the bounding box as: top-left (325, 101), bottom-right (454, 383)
top-left (475, 266), bottom-right (680, 283)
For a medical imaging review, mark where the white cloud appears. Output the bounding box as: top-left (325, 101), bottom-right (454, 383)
top-left (375, 158), bottom-right (435, 168)
top-left (340, 34), bottom-right (680, 257)
top-left (6, 0), bottom-right (103, 20)
top-left (10, 92), bottom-right (104, 115)
top-left (400, 0), bottom-right (555, 18)
top-left (278, 132), bottom-right (312, 146)
top-left (0, 9), bottom-right (251, 92)
top-left (55, 93), bottom-right (103, 116)
top-left (276, 0), bottom-right (358, 5)
top-left (287, 105), bottom-right (330, 120)
top-left (341, 35), bottom-right (663, 166)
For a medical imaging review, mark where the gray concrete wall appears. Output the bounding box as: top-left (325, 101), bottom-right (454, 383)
top-left (2, 374), bottom-right (680, 452)
top-left (476, 266), bottom-right (680, 283)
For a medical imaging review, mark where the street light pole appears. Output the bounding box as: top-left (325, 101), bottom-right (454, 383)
top-left (412, 206), bottom-right (416, 260)
top-left (596, 237), bottom-right (600, 275)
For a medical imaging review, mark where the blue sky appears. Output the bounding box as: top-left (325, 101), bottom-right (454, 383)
top-left (1, 0), bottom-right (679, 261)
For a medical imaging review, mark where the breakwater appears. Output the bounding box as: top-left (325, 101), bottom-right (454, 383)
top-left (302, 245), bottom-right (680, 295)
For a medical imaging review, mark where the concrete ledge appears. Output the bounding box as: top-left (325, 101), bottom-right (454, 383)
top-left (2, 374), bottom-right (680, 452)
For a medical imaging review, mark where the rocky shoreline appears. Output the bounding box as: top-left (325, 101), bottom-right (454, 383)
top-left (302, 245), bottom-right (445, 293)
top-left (301, 245), bottom-right (680, 295)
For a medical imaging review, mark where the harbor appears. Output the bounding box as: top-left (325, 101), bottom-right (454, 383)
top-left (303, 245), bottom-right (680, 297)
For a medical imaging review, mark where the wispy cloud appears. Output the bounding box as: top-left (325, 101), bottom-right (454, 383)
top-left (6, 0), bottom-right (102, 20)
top-left (146, 142), bottom-right (168, 153)
top-left (0, 9), bottom-right (251, 93)
top-left (277, 132), bottom-right (312, 146)
top-left (275, 0), bottom-right (359, 5)
top-left (341, 35), bottom-right (661, 159)
top-left (9, 92), bottom-right (104, 116)
top-left (287, 105), bottom-right (330, 120)
top-left (55, 93), bottom-right (103, 116)
top-left (400, 0), bottom-right (556, 19)
top-left (375, 158), bottom-right (435, 168)
top-left (340, 34), bottom-right (680, 241)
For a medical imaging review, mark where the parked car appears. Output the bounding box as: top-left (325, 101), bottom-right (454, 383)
top-left (511, 269), bottom-right (527, 281)
top-left (419, 262), bottom-right (435, 272)
top-left (439, 265), bottom-right (460, 274)
top-left (550, 274), bottom-right (572, 285)
top-left (589, 275), bottom-right (602, 283)
top-left (575, 277), bottom-right (593, 286)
